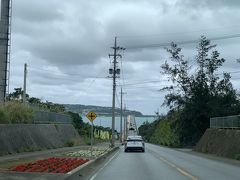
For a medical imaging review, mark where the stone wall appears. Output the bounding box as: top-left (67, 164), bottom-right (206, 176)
top-left (0, 124), bottom-right (82, 155)
top-left (195, 128), bottom-right (240, 158)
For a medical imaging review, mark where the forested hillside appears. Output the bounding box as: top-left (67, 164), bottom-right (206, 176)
top-left (64, 104), bottom-right (144, 117)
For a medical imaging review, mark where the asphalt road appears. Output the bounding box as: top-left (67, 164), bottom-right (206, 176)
top-left (90, 143), bottom-right (240, 180)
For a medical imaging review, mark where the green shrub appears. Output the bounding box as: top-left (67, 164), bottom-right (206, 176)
top-left (66, 140), bottom-right (74, 147)
top-left (234, 154), bottom-right (240, 160)
top-left (0, 106), bottom-right (9, 123)
top-left (0, 150), bottom-right (9, 156)
top-left (83, 136), bottom-right (91, 145)
top-left (150, 120), bottom-right (180, 147)
top-left (0, 102), bottom-right (34, 124)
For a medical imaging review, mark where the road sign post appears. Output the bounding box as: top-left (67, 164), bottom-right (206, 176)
top-left (86, 111), bottom-right (97, 157)
top-left (91, 121), bottom-right (93, 156)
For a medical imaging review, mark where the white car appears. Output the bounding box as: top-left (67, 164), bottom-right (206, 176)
top-left (124, 135), bottom-right (145, 152)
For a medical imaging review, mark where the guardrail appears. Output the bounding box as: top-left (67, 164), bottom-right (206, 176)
top-left (210, 115), bottom-right (240, 129)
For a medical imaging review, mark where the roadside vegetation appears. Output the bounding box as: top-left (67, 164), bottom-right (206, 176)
top-left (7, 87), bottom-right (66, 113)
top-left (68, 111), bottom-right (111, 144)
top-left (139, 36), bottom-right (240, 147)
top-left (1, 89), bottom-right (112, 146)
top-left (0, 101), bottom-right (34, 124)
top-left (0, 88), bottom-right (65, 124)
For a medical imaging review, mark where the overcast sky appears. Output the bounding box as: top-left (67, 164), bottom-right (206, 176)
top-left (9, 0), bottom-right (240, 115)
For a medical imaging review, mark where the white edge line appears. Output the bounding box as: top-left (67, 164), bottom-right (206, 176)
top-left (89, 149), bottom-right (120, 180)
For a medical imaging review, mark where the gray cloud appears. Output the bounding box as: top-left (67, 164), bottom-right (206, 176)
top-left (177, 0), bottom-right (240, 9)
top-left (14, 0), bottom-right (64, 22)
top-left (8, 0), bottom-right (240, 115)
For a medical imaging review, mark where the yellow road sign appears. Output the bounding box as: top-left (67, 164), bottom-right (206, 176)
top-left (86, 111), bottom-right (97, 122)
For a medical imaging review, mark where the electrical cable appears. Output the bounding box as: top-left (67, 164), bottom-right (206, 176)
top-left (125, 33), bottom-right (240, 49)
top-left (115, 93), bottom-right (121, 108)
top-left (28, 66), bottom-right (106, 78)
top-left (118, 25), bottom-right (240, 39)
top-left (121, 80), bottom-right (169, 87)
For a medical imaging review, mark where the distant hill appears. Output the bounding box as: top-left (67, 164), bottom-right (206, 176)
top-left (64, 104), bottom-right (144, 117)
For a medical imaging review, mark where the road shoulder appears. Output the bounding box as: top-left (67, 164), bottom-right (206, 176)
top-left (148, 143), bottom-right (240, 167)
top-left (180, 149), bottom-right (240, 167)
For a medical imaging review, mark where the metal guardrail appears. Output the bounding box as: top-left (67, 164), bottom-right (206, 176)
top-left (210, 115), bottom-right (240, 129)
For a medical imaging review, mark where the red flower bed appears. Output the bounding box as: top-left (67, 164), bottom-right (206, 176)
top-left (10, 157), bottom-right (89, 174)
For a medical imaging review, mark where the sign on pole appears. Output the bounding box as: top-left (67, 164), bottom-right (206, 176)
top-left (86, 111), bottom-right (97, 122)
top-left (86, 111), bottom-right (97, 156)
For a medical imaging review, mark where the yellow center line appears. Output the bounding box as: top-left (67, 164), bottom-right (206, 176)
top-left (148, 149), bottom-right (198, 180)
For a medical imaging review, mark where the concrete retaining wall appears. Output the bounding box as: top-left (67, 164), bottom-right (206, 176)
top-left (0, 124), bottom-right (82, 155)
top-left (33, 111), bottom-right (72, 124)
top-left (195, 128), bottom-right (240, 158)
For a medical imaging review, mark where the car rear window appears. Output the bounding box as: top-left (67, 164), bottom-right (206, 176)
top-left (127, 139), bottom-right (143, 142)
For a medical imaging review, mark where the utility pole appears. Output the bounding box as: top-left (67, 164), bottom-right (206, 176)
top-left (108, 37), bottom-right (124, 147)
top-left (120, 88), bottom-right (126, 143)
top-left (120, 88), bottom-right (123, 143)
top-left (123, 104), bottom-right (127, 140)
top-left (23, 63), bottom-right (27, 104)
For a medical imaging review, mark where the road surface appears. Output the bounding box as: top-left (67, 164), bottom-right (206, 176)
top-left (90, 143), bottom-right (240, 180)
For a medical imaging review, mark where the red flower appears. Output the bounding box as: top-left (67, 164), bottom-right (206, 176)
top-left (10, 157), bottom-right (89, 174)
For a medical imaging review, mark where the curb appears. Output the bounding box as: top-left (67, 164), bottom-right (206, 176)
top-left (65, 146), bottom-right (120, 179)
top-left (66, 159), bottom-right (94, 175)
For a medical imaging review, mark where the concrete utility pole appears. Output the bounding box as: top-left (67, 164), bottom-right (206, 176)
top-left (109, 37), bottom-right (124, 147)
top-left (123, 104), bottom-right (127, 140)
top-left (120, 88), bottom-right (123, 143)
top-left (23, 63), bottom-right (27, 104)
top-left (120, 88), bottom-right (126, 143)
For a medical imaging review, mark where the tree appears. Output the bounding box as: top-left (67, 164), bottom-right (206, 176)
top-left (160, 36), bottom-right (240, 145)
top-left (161, 42), bottom-right (192, 109)
top-left (7, 88), bottom-right (29, 102)
top-left (28, 97), bottom-right (41, 104)
top-left (138, 119), bottom-right (161, 142)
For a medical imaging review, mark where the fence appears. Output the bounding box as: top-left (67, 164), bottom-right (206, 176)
top-left (33, 110), bottom-right (72, 124)
top-left (210, 115), bottom-right (240, 129)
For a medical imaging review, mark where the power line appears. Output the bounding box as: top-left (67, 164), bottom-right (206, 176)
top-left (215, 70), bottom-right (240, 76)
top-left (125, 33), bottom-right (240, 49)
top-left (115, 93), bottom-right (121, 108)
top-left (120, 80), bottom-right (168, 87)
top-left (118, 25), bottom-right (240, 39)
top-left (29, 66), bottom-right (106, 78)
top-left (228, 70), bottom-right (240, 74)
top-left (231, 77), bottom-right (240, 80)
top-left (120, 56), bottom-right (127, 89)
top-left (87, 70), bottom-right (108, 89)
top-left (123, 85), bottom-right (166, 90)
top-left (28, 66), bottom-right (109, 88)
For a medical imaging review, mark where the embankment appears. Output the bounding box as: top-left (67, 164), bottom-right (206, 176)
top-left (0, 124), bottom-right (82, 155)
top-left (195, 128), bottom-right (240, 158)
